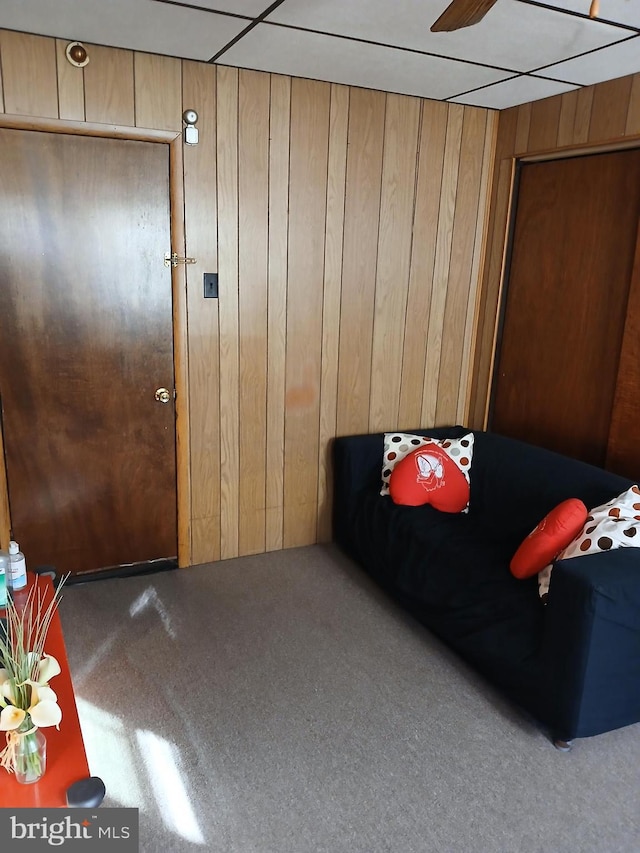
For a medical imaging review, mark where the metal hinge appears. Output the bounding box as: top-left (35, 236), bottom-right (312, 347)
top-left (164, 252), bottom-right (196, 268)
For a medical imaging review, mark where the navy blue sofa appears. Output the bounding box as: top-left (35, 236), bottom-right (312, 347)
top-left (332, 426), bottom-right (640, 746)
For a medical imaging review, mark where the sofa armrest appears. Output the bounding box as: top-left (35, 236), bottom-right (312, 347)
top-left (332, 433), bottom-right (385, 552)
top-left (541, 548), bottom-right (640, 739)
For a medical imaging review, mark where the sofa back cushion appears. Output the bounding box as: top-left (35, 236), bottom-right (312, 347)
top-left (469, 431), bottom-right (633, 541)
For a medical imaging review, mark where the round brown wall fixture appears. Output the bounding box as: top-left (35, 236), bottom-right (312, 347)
top-left (65, 42), bottom-right (89, 67)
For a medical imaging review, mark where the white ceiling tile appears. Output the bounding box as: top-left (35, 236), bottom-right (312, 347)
top-left (219, 23), bottom-right (511, 100)
top-left (267, 0), bottom-right (453, 40)
top-left (267, 0), bottom-right (630, 72)
top-left (451, 75), bottom-right (579, 109)
top-left (535, 0), bottom-right (640, 29)
top-left (170, 0), bottom-right (273, 17)
top-left (539, 35), bottom-right (640, 83)
top-left (0, 0), bottom-right (246, 60)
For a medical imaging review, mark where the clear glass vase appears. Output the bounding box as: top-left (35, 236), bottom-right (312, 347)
top-left (14, 719), bottom-right (47, 785)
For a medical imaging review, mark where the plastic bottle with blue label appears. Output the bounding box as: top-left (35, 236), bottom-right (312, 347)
top-left (8, 541), bottom-right (27, 591)
top-left (0, 550), bottom-right (8, 607)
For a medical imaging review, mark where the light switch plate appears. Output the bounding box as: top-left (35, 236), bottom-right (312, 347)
top-left (204, 273), bottom-right (218, 298)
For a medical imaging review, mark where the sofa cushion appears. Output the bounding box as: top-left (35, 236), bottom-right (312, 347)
top-left (510, 498), bottom-right (588, 579)
top-left (389, 444), bottom-right (470, 512)
top-left (465, 431), bottom-right (633, 539)
top-left (380, 432), bottom-right (473, 498)
top-left (349, 487), bottom-right (544, 693)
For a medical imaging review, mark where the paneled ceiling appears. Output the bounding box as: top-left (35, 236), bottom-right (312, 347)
top-left (1, 0), bottom-right (639, 109)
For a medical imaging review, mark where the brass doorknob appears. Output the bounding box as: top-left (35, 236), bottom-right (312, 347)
top-left (155, 388), bottom-right (171, 404)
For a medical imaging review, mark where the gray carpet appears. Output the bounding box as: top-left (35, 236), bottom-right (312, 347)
top-left (58, 545), bottom-right (640, 853)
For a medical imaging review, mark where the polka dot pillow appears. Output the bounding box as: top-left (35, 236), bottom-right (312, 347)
top-left (557, 485), bottom-right (640, 560)
top-left (380, 432), bottom-right (474, 500)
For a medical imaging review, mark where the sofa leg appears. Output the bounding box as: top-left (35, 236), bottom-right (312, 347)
top-left (553, 737), bottom-right (574, 752)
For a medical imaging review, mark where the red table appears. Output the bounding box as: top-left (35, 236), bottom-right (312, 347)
top-left (0, 574), bottom-right (90, 807)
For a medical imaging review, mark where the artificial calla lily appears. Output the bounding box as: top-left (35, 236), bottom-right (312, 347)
top-left (0, 705), bottom-right (26, 731)
top-left (29, 699), bottom-right (62, 728)
top-left (28, 683), bottom-right (62, 728)
top-left (1, 680), bottom-right (16, 706)
top-left (33, 684), bottom-right (57, 705)
top-left (36, 654), bottom-right (61, 684)
top-left (0, 671), bottom-right (9, 707)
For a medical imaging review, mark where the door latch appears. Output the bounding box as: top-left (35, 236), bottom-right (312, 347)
top-left (164, 252), bottom-right (196, 268)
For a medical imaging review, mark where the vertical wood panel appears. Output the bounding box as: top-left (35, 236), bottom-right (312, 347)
top-left (265, 74), bottom-right (290, 553)
top-left (556, 89), bottom-right (578, 147)
top-left (317, 83), bottom-right (348, 542)
top-left (399, 100), bottom-right (448, 428)
top-left (436, 108), bottom-right (488, 424)
top-left (0, 52), bottom-right (4, 112)
top-left (527, 95), bottom-right (562, 152)
top-left (170, 137), bottom-right (192, 568)
top-left (514, 102), bottom-right (532, 153)
top-left (0, 420), bottom-right (9, 549)
top-left (336, 88), bottom-right (386, 436)
top-left (238, 69), bottom-right (269, 555)
top-left (457, 112), bottom-right (497, 424)
top-left (369, 94), bottom-right (420, 432)
top-left (495, 107), bottom-right (518, 160)
top-left (84, 44), bottom-right (135, 125)
top-left (573, 86), bottom-right (595, 143)
top-left (135, 53), bottom-right (181, 131)
top-left (588, 76), bottom-right (634, 142)
top-left (626, 74), bottom-right (640, 135)
top-left (56, 40), bottom-right (85, 121)
top-left (468, 107), bottom-right (515, 429)
top-left (471, 160), bottom-right (515, 428)
top-left (468, 102), bottom-right (516, 429)
top-left (182, 60), bottom-right (220, 565)
top-left (216, 66), bottom-right (240, 560)
top-left (422, 104), bottom-right (463, 425)
top-left (0, 31), bottom-right (57, 117)
top-left (283, 78), bottom-right (330, 548)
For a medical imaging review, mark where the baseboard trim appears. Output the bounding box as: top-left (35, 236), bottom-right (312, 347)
top-left (44, 558), bottom-right (178, 585)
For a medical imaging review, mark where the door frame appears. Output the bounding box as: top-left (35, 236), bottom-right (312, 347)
top-left (0, 114), bottom-right (191, 568)
top-left (482, 135), bottom-right (640, 429)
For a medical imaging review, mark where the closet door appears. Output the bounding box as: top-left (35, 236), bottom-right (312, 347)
top-left (491, 149), bottom-right (640, 467)
top-left (606, 220), bottom-right (640, 480)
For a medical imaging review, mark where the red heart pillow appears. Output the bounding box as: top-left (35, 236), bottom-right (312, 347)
top-left (389, 444), bottom-right (470, 513)
top-left (510, 498), bottom-right (589, 579)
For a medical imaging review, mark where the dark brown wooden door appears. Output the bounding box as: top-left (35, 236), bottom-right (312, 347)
top-left (0, 129), bottom-right (177, 575)
top-left (606, 220), bottom-right (640, 480)
top-left (491, 149), bottom-right (640, 467)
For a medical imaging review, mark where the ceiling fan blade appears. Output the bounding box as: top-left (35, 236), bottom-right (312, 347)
top-left (430, 0), bottom-right (500, 32)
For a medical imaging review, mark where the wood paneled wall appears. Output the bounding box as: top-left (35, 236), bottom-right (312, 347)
top-left (470, 71), bottom-right (640, 428)
top-left (0, 28), bottom-right (497, 564)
